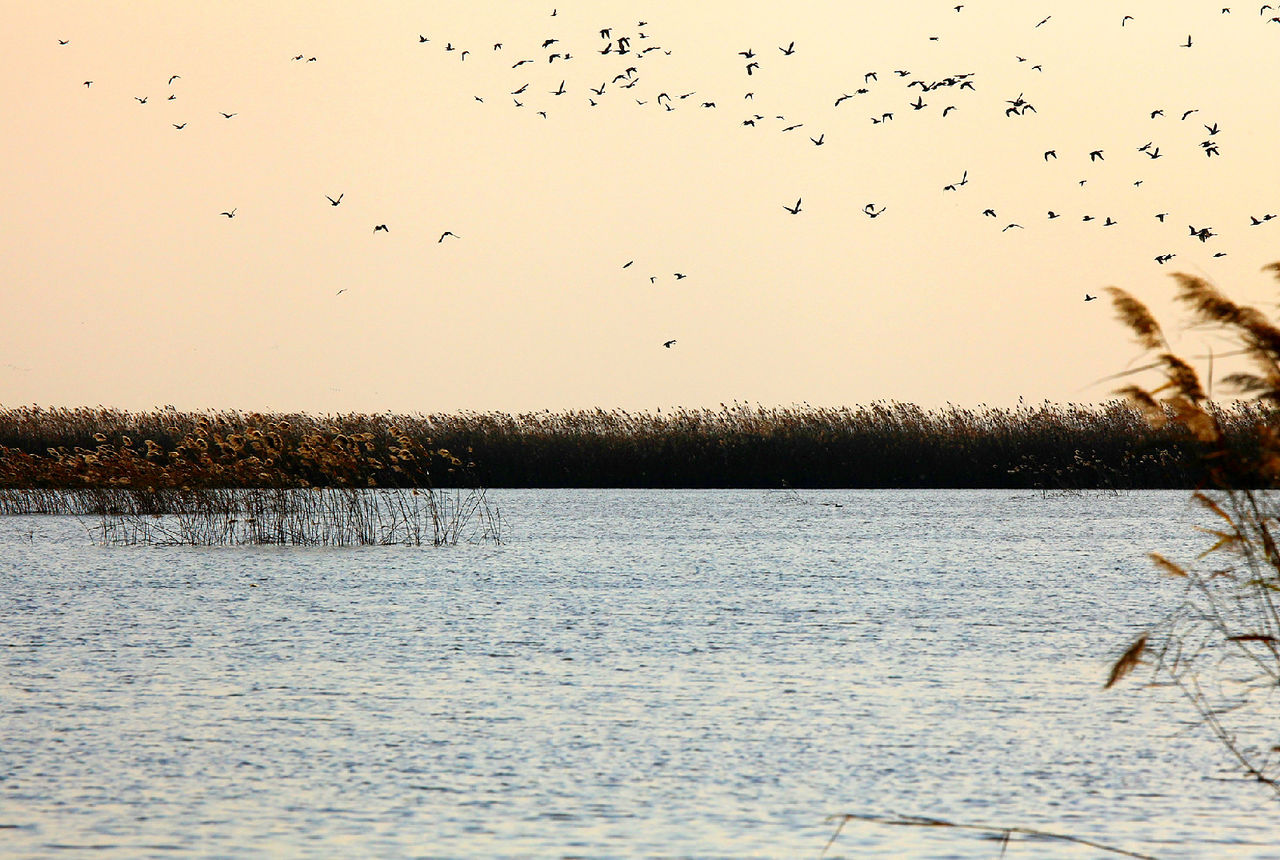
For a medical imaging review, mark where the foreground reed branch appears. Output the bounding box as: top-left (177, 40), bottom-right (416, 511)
top-left (820, 813), bottom-right (1159, 859)
top-left (1105, 262), bottom-right (1280, 797)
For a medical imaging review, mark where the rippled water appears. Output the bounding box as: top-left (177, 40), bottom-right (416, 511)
top-left (3, 489), bottom-right (1280, 858)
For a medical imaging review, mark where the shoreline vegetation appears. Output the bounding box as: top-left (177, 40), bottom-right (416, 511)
top-left (0, 400), bottom-right (1270, 494)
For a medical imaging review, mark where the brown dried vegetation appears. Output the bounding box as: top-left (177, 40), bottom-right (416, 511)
top-left (1106, 263), bottom-right (1280, 796)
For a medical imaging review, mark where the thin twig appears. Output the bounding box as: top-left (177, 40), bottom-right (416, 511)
top-left (821, 813), bottom-right (1161, 859)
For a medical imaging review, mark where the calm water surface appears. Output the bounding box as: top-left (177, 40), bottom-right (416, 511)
top-left (2, 489), bottom-right (1279, 858)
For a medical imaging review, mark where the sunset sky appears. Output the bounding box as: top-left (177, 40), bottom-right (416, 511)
top-left (7, 2), bottom-right (1280, 414)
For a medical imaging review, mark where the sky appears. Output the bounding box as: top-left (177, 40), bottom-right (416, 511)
top-left (6, 1), bottom-right (1280, 414)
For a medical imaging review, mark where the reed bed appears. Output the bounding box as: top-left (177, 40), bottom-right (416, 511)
top-left (90, 487), bottom-right (501, 547)
top-left (0, 409), bottom-right (500, 545)
top-left (0, 400), bottom-right (1264, 490)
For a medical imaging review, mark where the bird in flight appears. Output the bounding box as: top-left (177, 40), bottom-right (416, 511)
top-left (168, 75), bottom-right (180, 85)
top-left (810, 133), bottom-right (825, 145)
top-left (136, 96), bottom-right (148, 104)
top-left (220, 112), bottom-right (237, 118)
top-left (83, 81), bottom-right (92, 87)
top-left (220, 208), bottom-right (237, 218)
top-left (663, 339), bottom-right (677, 348)
top-left (623, 260), bottom-right (634, 268)
top-left (942, 170), bottom-right (968, 191)
top-left (439, 231), bottom-right (459, 242)
top-left (1084, 294), bottom-right (1097, 301)
top-left (783, 198), bottom-right (802, 214)
top-left (674, 273), bottom-right (687, 280)
top-left (373, 224), bottom-right (389, 232)
top-left (58, 39), bottom-right (69, 45)
top-left (326, 194), bottom-right (343, 206)
top-left (172, 123), bottom-right (186, 129)
top-left (779, 41), bottom-right (796, 55)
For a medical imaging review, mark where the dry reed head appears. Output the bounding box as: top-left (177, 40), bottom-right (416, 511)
top-left (1107, 287), bottom-right (1167, 351)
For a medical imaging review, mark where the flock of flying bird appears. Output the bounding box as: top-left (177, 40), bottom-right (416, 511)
top-left (54, 5), bottom-right (1280, 349)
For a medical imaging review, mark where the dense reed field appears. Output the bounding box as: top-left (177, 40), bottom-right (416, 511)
top-left (0, 400), bottom-right (1270, 491)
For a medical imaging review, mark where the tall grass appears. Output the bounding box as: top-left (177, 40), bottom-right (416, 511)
top-left (0, 409), bottom-right (500, 545)
top-left (0, 401), bottom-right (1260, 490)
top-left (1106, 263), bottom-right (1280, 796)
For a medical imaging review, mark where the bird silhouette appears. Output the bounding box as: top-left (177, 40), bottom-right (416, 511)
top-left (783, 198), bottom-right (802, 214)
top-left (810, 133), bottom-right (825, 145)
top-left (373, 224), bottom-right (389, 232)
top-left (168, 75), bottom-right (180, 85)
top-left (663, 339), bottom-right (677, 348)
top-left (326, 194), bottom-right (343, 206)
top-left (674, 273), bottom-right (687, 279)
top-left (172, 123), bottom-right (186, 129)
top-left (220, 112), bottom-right (236, 118)
top-left (439, 231), bottom-right (459, 242)
top-left (1085, 294), bottom-right (1097, 301)
top-left (220, 208), bottom-right (237, 218)
top-left (779, 41), bottom-right (796, 55)
top-left (1088, 149), bottom-right (1104, 161)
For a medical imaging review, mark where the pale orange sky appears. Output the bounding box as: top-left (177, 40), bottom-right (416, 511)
top-left (5, 2), bottom-right (1280, 414)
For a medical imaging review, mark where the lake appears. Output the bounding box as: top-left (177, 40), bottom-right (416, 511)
top-left (2, 489), bottom-right (1279, 858)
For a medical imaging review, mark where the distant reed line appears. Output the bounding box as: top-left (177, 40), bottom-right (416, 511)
top-left (0, 400), bottom-right (1269, 490)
